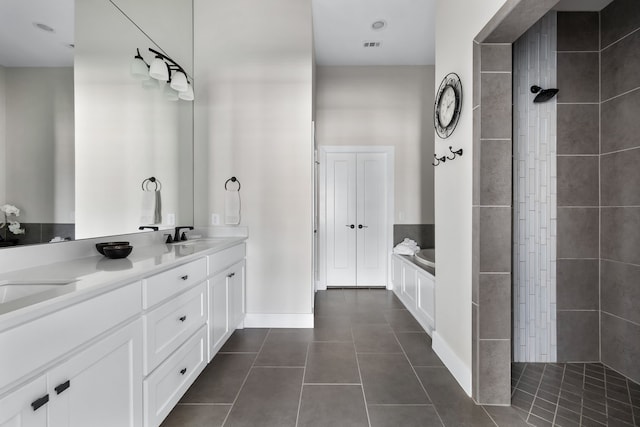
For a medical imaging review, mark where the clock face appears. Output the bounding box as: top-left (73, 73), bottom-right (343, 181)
top-left (438, 86), bottom-right (457, 128)
top-left (434, 73), bottom-right (463, 139)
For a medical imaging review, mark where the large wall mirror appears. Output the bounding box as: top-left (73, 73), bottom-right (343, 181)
top-left (0, 0), bottom-right (194, 248)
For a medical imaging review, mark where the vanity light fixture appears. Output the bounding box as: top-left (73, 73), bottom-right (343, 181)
top-left (131, 48), bottom-right (194, 101)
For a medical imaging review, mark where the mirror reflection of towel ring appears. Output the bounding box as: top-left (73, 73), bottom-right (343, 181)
top-left (225, 176), bottom-right (241, 191)
top-left (142, 177), bottom-right (162, 191)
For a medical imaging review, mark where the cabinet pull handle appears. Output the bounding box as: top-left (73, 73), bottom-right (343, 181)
top-left (180, 275), bottom-right (189, 281)
top-left (227, 272), bottom-right (235, 278)
top-left (31, 394), bottom-right (49, 411)
top-left (54, 380), bottom-right (71, 395)
top-left (179, 315), bottom-right (187, 322)
top-left (180, 368), bottom-right (187, 375)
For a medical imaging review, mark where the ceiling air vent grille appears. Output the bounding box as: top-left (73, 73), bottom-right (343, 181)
top-left (363, 41), bottom-right (382, 48)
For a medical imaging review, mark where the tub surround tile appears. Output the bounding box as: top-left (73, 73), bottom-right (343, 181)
top-left (557, 52), bottom-right (599, 103)
top-left (601, 27), bottom-right (640, 102)
top-left (601, 89), bottom-right (640, 153)
top-left (392, 224), bottom-right (434, 249)
top-left (601, 260), bottom-right (640, 325)
top-left (557, 104), bottom-right (599, 155)
top-left (557, 12), bottom-right (599, 51)
top-left (557, 156), bottom-right (599, 207)
top-left (557, 311), bottom-right (600, 362)
top-left (600, 0), bottom-right (640, 49)
top-left (601, 148), bottom-right (640, 206)
top-left (557, 259), bottom-right (599, 310)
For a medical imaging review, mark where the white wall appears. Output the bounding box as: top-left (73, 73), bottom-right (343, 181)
top-left (315, 66), bottom-right (435, 224)
top-left (4, 67), bottom-right (74, 224)
top-left (0, 66), bottom-right (6, 206)
top-left (194, 0), bottom-right (314, 321)
top-left (75, 0), bottom-right (193, 239)
top-left (433, 0), bottom-right (506, 386)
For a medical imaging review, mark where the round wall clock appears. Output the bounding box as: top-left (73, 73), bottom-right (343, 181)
top-left (434, 73), bottom-right (463, 139)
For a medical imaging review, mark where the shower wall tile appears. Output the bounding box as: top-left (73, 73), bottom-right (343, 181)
top-left (557, 52), bottom-right (599, 103)
top-left (601, 89), bottom-right (640, 153)
top-left (557, 104), bottom-right (599, 154)
top-left (480, 73), bottom-right (512, 139)
top-left (480, 140), bottom-right (511, 206)
top-left (557, 12), bottom-right (599, 51)
top-left (601, 207), bottom-right (640, 265)
top-left (557, 310), bottom-right (599, 362)
top-left (479, 274), bottom-right (511, 339)
top-left (479, 207), bottom-right (511, 272)
top-left (601, 313), bottom-right (640, 383)
top-left (473, 107), bottom-right (481, 206)
top-left (601, 148), bottom-right (640, 206)
top-left (601, 29), bottom-right (640, 101)
top-left (473, 42), bottom-right (480, 107)
top-left (601, 0), bottom-right (640, 49)
top-left (557, 208), bottom-right (599, 259)
top-left (557, 156), bottom-right (599, 207)
top-left (478, 340), bottom-right (511, 404)
top-left (481, 44), bottom-right (512, 72)
top-left (556, 259), bottom-right (598, 310)
top-left (601, 260), bottom-right (640, 324)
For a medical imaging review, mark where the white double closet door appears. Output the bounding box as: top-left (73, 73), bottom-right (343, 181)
top-left (324, 151), bottom-right (389, 287)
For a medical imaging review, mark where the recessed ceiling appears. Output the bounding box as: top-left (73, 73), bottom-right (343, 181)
top-left (0, 0), bottom-right (74, 67)
top-left (312, 0), bottom-right (436, 66)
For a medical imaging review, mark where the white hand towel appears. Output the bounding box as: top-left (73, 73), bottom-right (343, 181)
top-left (224, 189), bottom-right (241, 225)
top-left (141, 191), bottom-right (162, 224)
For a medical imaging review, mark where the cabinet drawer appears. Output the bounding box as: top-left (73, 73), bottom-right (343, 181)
top-left (143, 326), bottom-right (207, 427)
top-left (143, 283), bottom-right (207, 375)
top-left (143, 258), bottom-right (207, 309)
top-left (207, 243), bottom-right (245, 276)
top-left (0, 281), bottom-right (141, 392)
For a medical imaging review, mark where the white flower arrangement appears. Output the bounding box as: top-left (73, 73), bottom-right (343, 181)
top-left (0, 204), bottom-right (25, 240)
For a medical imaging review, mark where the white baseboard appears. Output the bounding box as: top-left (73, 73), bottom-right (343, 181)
top-left (432, 331), bottom-right (472, 397)
top-left (243, 313), bottom-right (314, 328)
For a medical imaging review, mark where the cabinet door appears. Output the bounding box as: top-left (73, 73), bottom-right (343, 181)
top-left (47, 319), bottom-right (143, 427)
top-left (417, 271), bottom-right (435, 330)
top-left (0, 376), bottom-right (48, 427)
top-left (209, 272), bottom-right (229, 358)
top-left (228, 260), bottom-right (246, 330)
top-left (391, 256), bottom-right (402, 296)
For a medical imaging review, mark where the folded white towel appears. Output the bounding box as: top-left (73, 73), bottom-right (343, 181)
top-left (224, 189), bottom-right (241, 225)
top-left (393, 238), bottom-right (420, 255)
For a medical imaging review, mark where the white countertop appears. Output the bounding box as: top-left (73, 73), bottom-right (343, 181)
top-left (0, 237), bottom-right (246, 331)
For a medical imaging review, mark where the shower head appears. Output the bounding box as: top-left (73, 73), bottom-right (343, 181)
top-left (531, 85), bottom-right (559, 103)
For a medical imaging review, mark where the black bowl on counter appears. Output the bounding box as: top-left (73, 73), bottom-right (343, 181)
top-left (102, 245), bottom-right (133, 259)
top-left (96, 241), bottom-right (130, 255)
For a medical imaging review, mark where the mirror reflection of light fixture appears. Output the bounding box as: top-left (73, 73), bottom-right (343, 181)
top-left (132, 48), bottom-right (193, 101)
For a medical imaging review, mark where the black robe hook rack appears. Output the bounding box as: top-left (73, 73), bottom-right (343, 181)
top-left (432, 154), bottom-right (447, 166)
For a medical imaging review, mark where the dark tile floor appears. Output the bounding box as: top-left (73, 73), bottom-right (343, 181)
top-left (161, 289), bottom-right (529, 427)
top-left (512, 362), bottom-right (640, 427)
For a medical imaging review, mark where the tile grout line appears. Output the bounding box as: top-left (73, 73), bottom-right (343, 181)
top-left (351, 322), bottom-right (373, 427)
top-left (220, 328), bottom-right (271, 427)
top-left (294, 341), bottom-right (311, 427)
top-left (551, 363), bottom-right (567, 425)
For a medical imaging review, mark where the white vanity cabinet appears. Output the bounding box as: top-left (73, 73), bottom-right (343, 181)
top-left (0, 376), bottom-right (48, 427)
top-left (391, 254), bottom-right (435, 336)
top-left (207, 244), bottom-right (246, 360)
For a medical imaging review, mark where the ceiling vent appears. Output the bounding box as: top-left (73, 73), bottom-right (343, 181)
top-left (363, 41), bottom-right (382, 48)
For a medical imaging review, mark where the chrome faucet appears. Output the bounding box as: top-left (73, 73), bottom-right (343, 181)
top-left (174, 226), bottom-right (194, 242)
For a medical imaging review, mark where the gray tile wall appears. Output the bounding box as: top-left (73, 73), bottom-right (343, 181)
top-left (555, 11), bottom-right (601, 363)
top-left (393, 224), bottom-right (434, 248)
top-left (599, 0), bottom-right (640, 384)
top-left (512, 11), bottom-right (558, 363)
top-left (472, 40), bottom-right (512, 405)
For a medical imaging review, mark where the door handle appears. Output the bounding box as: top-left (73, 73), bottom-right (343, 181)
top-left (358, 224), bottom-right (368, 229)
top-left (345, 224), bottom-right (355, 229)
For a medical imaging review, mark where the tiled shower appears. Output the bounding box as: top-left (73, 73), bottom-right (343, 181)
top-left (511, 0), bottom-right (640, 421)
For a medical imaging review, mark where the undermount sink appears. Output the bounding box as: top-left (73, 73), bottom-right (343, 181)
top-left (0, 280), bottom-right (73, 304)
top-left (413, 249), bottom-right (435, 269)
